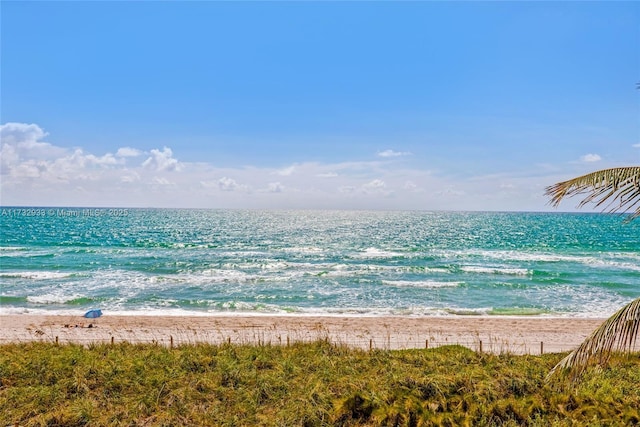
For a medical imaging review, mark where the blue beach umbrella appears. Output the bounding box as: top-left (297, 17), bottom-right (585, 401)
top-left (84, 309), bottom-right (103, 319)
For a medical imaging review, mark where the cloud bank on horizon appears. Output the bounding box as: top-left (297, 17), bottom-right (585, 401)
top-left (1, 121), bottom-right (634, 211)
top-left (1, 2), bottom-right (638, 211)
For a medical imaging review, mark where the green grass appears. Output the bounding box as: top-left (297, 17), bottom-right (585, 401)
top-left (1, 341), bottom-right (639, 426)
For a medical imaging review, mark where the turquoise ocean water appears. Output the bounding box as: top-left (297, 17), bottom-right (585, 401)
top-left (1, 208), bottom-right (639, 317)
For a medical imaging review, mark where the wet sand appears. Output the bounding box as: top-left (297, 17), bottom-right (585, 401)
top-left (0, 314), bottom-right (606, 354)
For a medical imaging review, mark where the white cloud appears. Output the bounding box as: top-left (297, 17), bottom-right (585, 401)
top-left (217, 177), bottom-right (250, 192)
top-left (0, 124), bottom-right (124, 183)
top-left (199, 180), bottom-right (217, 188)
top-left (266, 182), bottom-right (284, 193)
top-left (275, 165), bottom-right (295, 176)
top-left (218, 177), bottom-right (239, 191)
top-left (121, 172), bottom-right (140, 183)
top-left (11, 162), bottom-right (42, 178)
top-left (378, 149), bottom-right (411, 158)
top-left (1, 123), bottom-right (66, 173)
top-left (403, 180), bottom-right (418, 191)
top-left (0, 121), bottom-right (585, 212)
top-left (153, 177), bottom-right (173, 186)
top-left (339, 186), bottom-right (356, 194)
top-left (437, 186), bottom-right (465, 197)
top-left (0, 122), bottom-right (193, 206)
top-left (0, 122), bottom-right (48, 145)
top-left (142, 147), bottom-right (181, 172)
top-left (633, 144), bottom-right (640, 148)
top-left (116, 147), bottom-right (143, 157)
top-left (362, 179), bottom-right (389, 195)
top-left (317, 172), bottom-right (338, 178)
top-left (85, 153), bottom-right (120, 166)
top-left (364, 179), bottom-right (386, 190)
top-left (580, 153), bottom-right (601, 162)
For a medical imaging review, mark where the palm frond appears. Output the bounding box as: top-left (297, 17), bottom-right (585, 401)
top-left (544, 167), bottom-right (640, 220)
top-left (548, 297), bottom-right (640, 380)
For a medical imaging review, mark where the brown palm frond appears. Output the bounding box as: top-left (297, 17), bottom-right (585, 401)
top-left (544, 166), bottom-right (640, 220)
top-left (548, 297), bottom-right (640, 380)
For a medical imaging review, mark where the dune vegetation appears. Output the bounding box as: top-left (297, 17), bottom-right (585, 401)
top-left (1, 340), bottom-right (639, 426)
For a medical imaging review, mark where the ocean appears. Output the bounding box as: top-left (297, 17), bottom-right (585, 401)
top-left (1, 208), bottom-right (639, 317)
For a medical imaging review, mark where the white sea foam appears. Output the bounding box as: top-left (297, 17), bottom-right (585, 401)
top-left (260, 261), bottom-right (290, 270)
top-left (540, 285), bottom-right (634, 318)
top-left (26, 293), bottom-right (85, 304)
top-left (355, 247), bottom-right (404, 259)
top-left (382, 280), bottom-right (461, 288)
top-left (213, 300), bottom-right (291, 313)
top-left (459, 266), bottom-right (531, 276)
top-left (0, 248), bottom-right (55, 258)
top-left (454, 250), bottom-right (640, 272)
top-left (444, 307), bottom-right (493, 316)
top-left (282, 246), bottom-right (325, 254)
top-left (589, 259), bottom-right (640, 272)
top-left (303, 263), bottom-right (397, 279)
top-left (423, 267), bottom-right (452, 274)
top-left (612, 252), bottom-right (640, 262)
top-left (447, 249), bottom-right (592, 264)
top-left (488, 251), bottom-right (583, 263)
top-left (0, 271), bottom-right (76, 280)
top-left (198, 269), bottom-right (256, 282)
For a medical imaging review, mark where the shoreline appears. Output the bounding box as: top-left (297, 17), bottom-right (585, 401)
top-left (0, 310), bottom-right (610, 318)
top-left (0, 314), bottom-right (605, 354)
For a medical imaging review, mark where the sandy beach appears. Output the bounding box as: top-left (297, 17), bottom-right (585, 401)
top-left (0, 314), bottom-right (606, 354)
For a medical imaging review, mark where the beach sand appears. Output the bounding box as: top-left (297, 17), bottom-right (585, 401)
top-left (0, 314), bottom-right (605, 354)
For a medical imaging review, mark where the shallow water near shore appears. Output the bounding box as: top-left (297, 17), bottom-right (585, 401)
top-left (1, 208), bottom-right (639, 317)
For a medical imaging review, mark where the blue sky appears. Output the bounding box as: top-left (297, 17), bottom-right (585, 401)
top-left (1, 1), bottom-right (638, 210)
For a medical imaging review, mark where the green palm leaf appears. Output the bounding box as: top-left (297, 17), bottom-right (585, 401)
top-left (545, 166), bottom-right (640, 380)
top-left (544, 166), bottom-right (640, 220)
top-left (548, 297), bottom-right (640, 379)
